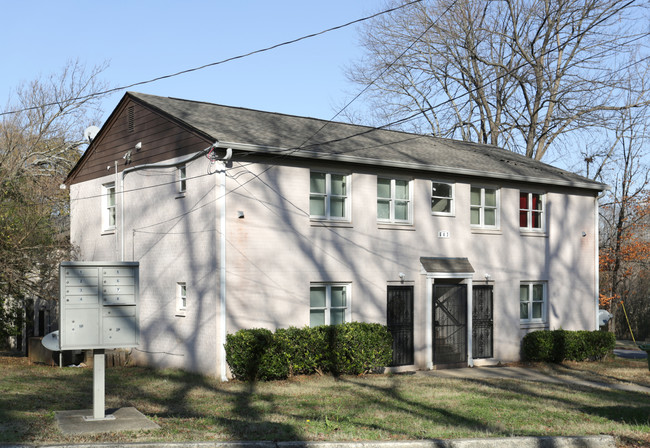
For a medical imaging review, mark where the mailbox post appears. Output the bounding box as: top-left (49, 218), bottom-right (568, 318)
top-left (59, 261), bottom-right (140, 421)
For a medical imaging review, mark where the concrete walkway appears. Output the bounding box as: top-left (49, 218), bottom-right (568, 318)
top-left (614, 348), bottom-right (647, 360)
top-left (418, 365), bottom-right (650, 394)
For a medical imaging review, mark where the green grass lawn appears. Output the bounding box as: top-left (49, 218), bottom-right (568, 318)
top-left (0, 355), bottom-right (648, 446)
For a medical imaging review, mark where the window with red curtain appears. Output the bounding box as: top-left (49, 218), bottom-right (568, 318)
top-left (520, 192), bottom-right (543, 230)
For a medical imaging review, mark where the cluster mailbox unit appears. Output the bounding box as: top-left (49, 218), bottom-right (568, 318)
top-left (58, 261), bottom-right (140, 421)
top-left (60, 262), bottom-right (140, 350)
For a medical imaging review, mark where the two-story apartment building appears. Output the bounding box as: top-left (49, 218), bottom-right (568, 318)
top-left (65, 92), bottom-right (607, 379)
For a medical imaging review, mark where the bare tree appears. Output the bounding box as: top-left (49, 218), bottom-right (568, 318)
top-left (0, 60), bottom-right (109, 346)
top-left (1, 59), bottom-right (108, 178)
top-left (348, 0), bottom-right (649, 161)
top-left (595, 80), bottom-right (650, 337)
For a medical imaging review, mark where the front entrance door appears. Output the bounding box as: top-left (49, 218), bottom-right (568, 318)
top-left (433, 284), bottom-right (467, 365)
top-left (387, 285), bottom-right (414, 366)
top-left (472, 285), bottom-right (493, 359)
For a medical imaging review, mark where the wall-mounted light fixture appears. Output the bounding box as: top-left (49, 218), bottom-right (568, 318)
top-left (399, 272), bottom-right (406, 283)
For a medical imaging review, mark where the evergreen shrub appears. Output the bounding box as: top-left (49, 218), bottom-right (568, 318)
top-left (522, 329), bottom-right (615, 363)
top-left (224, 322), bottom-right (393, 381)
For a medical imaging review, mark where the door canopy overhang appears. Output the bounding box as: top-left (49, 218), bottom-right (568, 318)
top-left (420, 257), bottom-right (474, 279)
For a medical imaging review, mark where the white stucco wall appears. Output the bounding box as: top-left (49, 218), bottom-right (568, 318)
top-left (70, 155), bottom-right (599, 376)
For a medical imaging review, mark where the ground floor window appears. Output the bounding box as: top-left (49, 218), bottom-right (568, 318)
top-left (102, 182), bottom-right (116, 232)
top-left (176, 282), bottom-right (187, 316)
top-left (519, 282), bottom-right (546, 323)
top-left (310, 283), bottom-right (350, 327)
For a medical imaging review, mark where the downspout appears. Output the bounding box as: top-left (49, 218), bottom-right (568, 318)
top-left (212, 144), bottom-right (232, 382)
top-left (218, 163), bottom-right (227, 382)
top-left (119, 161), bottom-right (124, 262)
top-left (115, 161), bottom-right (119, 261)
top-left (594, 195), bottom-right (600, 330)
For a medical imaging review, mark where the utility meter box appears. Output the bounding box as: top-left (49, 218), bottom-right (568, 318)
top-left (59, 261), bottom-right (140, 351)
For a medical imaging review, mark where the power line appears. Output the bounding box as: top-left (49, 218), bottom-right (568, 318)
top-left (57, 0), bottom-right (650, 211)
top-left (118, 2), bottom-right (458, 235)
top-left (0, 0), bottom-right (424, 118)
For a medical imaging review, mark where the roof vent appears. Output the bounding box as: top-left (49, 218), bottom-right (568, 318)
top-left (127, 106), bottom-right (135, 132)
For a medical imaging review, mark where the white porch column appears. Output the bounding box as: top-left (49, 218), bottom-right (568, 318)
top-left (467, 279), bottom-right (474, 367)
top-left (425, 278), bottom-right (433, 370)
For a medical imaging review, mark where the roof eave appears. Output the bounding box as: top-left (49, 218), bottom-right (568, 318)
top-left (218, 140), bottom-right (609, 192)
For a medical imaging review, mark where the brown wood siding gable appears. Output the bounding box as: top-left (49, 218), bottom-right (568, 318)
top-left (67, 98), bottom-right (213, 185)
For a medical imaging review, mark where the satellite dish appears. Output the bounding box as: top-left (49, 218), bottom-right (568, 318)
top-left (598, 309), bottom-right (613, 327)
top-left (42, 330), bottom-right (60, 351)
top-left (83, 126), bottom-right (100, 143)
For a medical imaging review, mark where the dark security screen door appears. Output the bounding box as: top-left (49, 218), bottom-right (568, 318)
top-left (433, 284), bottom-right (467, 365)
top-left (472, 285), bottom-right (493, 359)
top-left (387, 285), bottom-right (414, 366)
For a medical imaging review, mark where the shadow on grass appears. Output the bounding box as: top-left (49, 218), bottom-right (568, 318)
top-left (579, 405), bottom-right (650, 426)
top-left (0, 363), bottom-right (301, 443)
top-left (2, 361), bottom-right (649, 444)
top-left (0, 362), bottom-right (498, 443)
top-left (545, 358), bottom-right (650, 390)
top-left (331, 374), bottom-right (497, 439)
top-left (108, 367), bottom-right (302, 441)
top-left (457, 371), bottom-right (650, 432)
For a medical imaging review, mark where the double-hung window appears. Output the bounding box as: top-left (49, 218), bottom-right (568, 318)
top-left (178, 165), bottom-right (187, 194)
top-left (310, 283), bottom-right (350, 327)
top-left (309, 172), bottom-right (349, 221)
top-left (431, 181), bottom-right (454, 215)
top-left (520, 282), bottom-right (547, 323)
top-left (176, 282), bottom-right (187, 316)
top-left (519, 192), bottom-right (544, 231)
top-left (470, 186), bottom-right (499, 228)
top-left (377, 177), bottom-right (412, 224)
top-left (102, 182), bottom-right (116, 232)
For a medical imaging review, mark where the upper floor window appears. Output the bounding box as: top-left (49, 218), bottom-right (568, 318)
top-left (178, 165), bottom-right (187, 194)
top-left (520, 282), bottom-right (547, 323)
top-left (431, 181), bottom-right (454, 215)
top-left (102, 182), bottom-right (116, 232)
top-left (519, 192), bottom-right (544, 231)
top-left (309, 172), bottom-right (349, 221)
top-left (377, 177), bottom-right (412, 224)
top-left (310, 283), bottom-right (351, 327)
top-left (470, 186), bottom-right (499, 228)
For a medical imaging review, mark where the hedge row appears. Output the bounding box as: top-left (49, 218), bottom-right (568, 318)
top-left (224, 322), bottom-right (393, 381)
top-left (522, 329), bottom-right (615, 363)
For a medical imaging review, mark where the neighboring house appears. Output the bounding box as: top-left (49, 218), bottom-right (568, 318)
top-left (65, 92), bottom-right (607, 379)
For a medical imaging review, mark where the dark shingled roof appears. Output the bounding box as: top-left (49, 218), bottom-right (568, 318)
top-left (129, 92), bottom-right (606, 191)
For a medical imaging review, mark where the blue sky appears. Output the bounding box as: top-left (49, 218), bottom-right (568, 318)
top-left (1, 1), bottom-right (380, 126)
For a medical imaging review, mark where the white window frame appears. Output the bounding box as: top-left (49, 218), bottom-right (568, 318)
top-left (519, 191), bottom-right (545, 232)
top-left (470, 186), bottom-right (499, 229)
top-left (377, 177), bottom-right (413, 224)
top-left (309, 171), bottom-right (351, 221)
top-left (519, 282), bottom-right (547, 324)
top-left (431, 181), bottom-right (455, 216)
top-left (177, 164), bottom-right (187, 194)
top-left (309, 283), bottom-right (351, 327)
top-left (176, 282), bottom-right (187, 316)
top-left (101, 182), bottom-right (116, 233)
